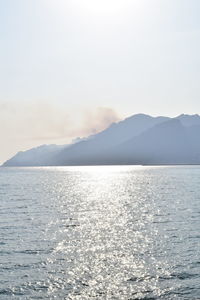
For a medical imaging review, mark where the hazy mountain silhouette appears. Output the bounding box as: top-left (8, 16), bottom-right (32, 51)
top-left (51, 114), bottom-right (169, 166)
top-left (3, 144), bottom-right (67, 167)
top-left (3, 114), bottom-right (200, 166)
top-left (177, 114), bottom-right (200, 127)
top-left (105, 119), bottom-right (200, 165)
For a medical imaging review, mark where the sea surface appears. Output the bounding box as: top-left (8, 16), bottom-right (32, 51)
top-left (0, 166), bottom-right (200, 299)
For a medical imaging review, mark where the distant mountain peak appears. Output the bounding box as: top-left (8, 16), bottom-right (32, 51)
top-left (125, 113), bottom-right (152, 120)
top-left (177, 113), bottom-right (200, 118)
top-left (176, 113), bottom-right (200, 127)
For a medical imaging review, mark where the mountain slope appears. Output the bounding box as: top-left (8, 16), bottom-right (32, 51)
top-left (2, 113), bottom-right (200, 166)
top-left (3, 144), bottom-right (67, 167)
top-left (51, 114), bottom-right (169, 165)
top-left (106, 119), bottom-right (198, 165)
top-left (56, 118), bottom-right (198, 165)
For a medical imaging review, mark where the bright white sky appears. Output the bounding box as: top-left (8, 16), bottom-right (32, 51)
top-left (1, 0), bottom-right (200, 163)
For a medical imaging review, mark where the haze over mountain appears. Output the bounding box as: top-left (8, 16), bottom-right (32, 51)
top-left (3, 113), bottom-right (200, 166)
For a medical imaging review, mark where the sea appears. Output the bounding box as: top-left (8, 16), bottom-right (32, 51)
top-left (0, 166), bottom-right (200, 299)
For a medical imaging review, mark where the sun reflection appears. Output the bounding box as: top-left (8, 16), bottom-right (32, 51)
top-left (44, 165), bottom-right (164, 298)
top-left (3, 166), bottom-right (197, 298)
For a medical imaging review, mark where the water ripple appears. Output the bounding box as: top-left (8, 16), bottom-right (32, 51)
top-left (0, 166), bottom-right (200, 299)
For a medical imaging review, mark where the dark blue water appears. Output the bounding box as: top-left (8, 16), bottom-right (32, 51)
top-left (0, 166), bottom-right (200, 299)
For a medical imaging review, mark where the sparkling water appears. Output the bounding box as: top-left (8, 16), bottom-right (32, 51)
top-left (1, 166), bottom-right (200, 299)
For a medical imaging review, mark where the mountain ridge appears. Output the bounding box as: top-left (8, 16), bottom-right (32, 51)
top-left (3, 113), bottom-right (200, 166)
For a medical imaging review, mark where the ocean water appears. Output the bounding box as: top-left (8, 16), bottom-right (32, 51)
top-left (0, 166), bottom-right (200, 300)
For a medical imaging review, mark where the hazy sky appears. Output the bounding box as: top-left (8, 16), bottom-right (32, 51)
top-left (1, 0), bottom-right (200, 163)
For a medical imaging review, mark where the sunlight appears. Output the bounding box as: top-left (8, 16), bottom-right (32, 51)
top-left (82, 0), bottom-right (127, 14)
top-left (50, 0), bottom-right (141, 17)
top-left (79, 0), bottom-right (142, 16)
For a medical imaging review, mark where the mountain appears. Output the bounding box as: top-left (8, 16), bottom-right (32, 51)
top-left (48, 114), bottom-right (169, 165)
top-left (2, 144), bottom-right (67, 167)
top-left (105, 118), bottom-right (200, 165)
top-left (2, 113), bottom-right (200, 166)
top-left (177, 114), bottom-right (200, 127)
